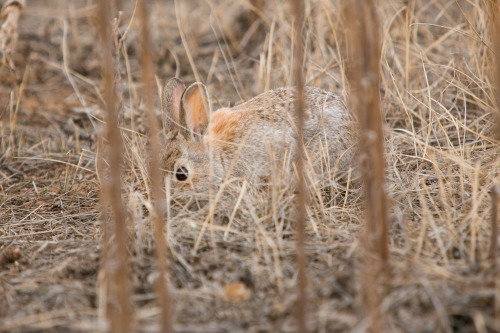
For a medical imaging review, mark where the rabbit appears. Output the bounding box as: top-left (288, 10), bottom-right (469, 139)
top-left (160, 77), bottom-right (358, 198)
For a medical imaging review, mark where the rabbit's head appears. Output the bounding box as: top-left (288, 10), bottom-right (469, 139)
top-left (160, 78), bottom-right (223, 195)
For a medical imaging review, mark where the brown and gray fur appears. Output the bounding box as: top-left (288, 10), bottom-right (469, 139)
top-left (161, 77), bottom-right (358, 197)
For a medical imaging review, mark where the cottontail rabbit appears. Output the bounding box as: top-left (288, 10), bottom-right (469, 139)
top-left (161, 78), bottom-right (358, 196)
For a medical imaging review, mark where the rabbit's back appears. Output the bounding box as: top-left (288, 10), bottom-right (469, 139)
top-left (205, 87), bottom-right (358, 183)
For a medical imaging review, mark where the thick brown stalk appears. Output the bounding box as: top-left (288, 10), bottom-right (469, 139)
top-left (492, 185), bottom-right (500, 319)
top-left (344, 0), bottom-right (388, 331)
top-left (486, 0), bottom-right (500, 139)
top-left (96, 2), bottom-right (131, 332)
top-left (291, 0), bottom-right (307, 332)
top-left (485, 0), bottom-right (500, 261)
top-left (96, 134), bottom-right (110, 329)
top-left (137, 2), bottom-right (172, 332)
top-left (484, 0), bottom-right (500, 320)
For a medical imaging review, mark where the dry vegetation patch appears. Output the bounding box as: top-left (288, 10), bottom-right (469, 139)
top-left (0, 0), bottom-right (499, 332)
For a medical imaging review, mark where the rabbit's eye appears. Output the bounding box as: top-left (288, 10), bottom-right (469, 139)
top-left (175, 166), bottom-right (188, 181)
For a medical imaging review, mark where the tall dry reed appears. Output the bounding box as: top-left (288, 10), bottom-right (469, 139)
top-left (484, 0), bottom-right (500, 320)
top-left (137, 2), bottom-right (172, 332)
top-left (96, 2), bottom-right (131, 332)
top-left (290, 1), bottom-right (307, 332)
top-left (344, 0), bottom-right (388, 331)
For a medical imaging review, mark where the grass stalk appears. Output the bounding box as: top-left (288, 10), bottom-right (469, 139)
top-left (96, 2), bottom-right (131, 332)
top-left (291, 0), bottom-right (307, 331)
top-left (484, 0), bottom-right (500, 318)
top-left (137, 2), bottom-right (172, 332)
top-left (484, 0), bottom-right (500, 139)
top-left (344, 0), bottom-right (388, 331)
top-left (96, 133), bottom-right (110, 332)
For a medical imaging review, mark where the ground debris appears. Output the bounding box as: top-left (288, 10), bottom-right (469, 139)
top-left (0, 247), bottom-right (21, 268)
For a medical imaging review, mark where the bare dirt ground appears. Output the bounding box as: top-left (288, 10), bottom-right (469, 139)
top-left (1, 0), bottom-right (500, 332)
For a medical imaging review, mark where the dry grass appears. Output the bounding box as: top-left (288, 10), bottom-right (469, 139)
top-left (0, 0), bottom-right (25, 70)
top-left (0, 0), bottom-right (499, 332)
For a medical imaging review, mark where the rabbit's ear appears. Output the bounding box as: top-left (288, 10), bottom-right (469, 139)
top-left (181, 82), bottom-right (211, 140)
top-left (162, 77), bottom-right (186, 133)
